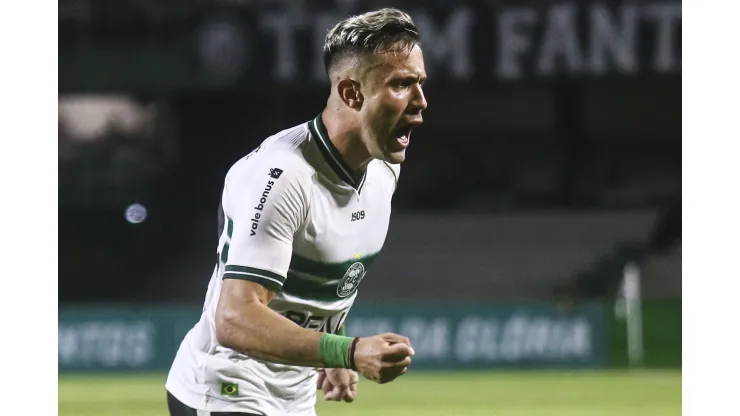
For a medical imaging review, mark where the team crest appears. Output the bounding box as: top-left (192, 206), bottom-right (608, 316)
top-left (337, 262), bottom-right (366, 298)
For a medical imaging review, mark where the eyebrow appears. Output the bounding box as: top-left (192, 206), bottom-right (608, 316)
top-left (392, 72), bottom-right (426, 83)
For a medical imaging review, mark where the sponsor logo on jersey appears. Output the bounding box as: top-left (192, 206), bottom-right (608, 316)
top-left (283, 310), bottom-right (347, 333)
top-left (337, 262), bottom-right (366, 298)
top-left (250, 180), bottom-right (275, 236)
top-left (269, 167), bottom-right (283, 179)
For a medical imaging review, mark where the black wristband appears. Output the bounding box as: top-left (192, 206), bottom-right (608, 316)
top-left (348, 337), bottom-right (360, 371)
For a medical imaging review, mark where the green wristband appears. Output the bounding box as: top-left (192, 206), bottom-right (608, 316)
top-left (319, 333), bottom-right (353, 368)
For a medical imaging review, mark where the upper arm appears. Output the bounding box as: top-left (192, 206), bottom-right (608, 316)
top-left (220, 159), bottom-right (309, 293)
top-left (219, 279), bottom-right (274, 311)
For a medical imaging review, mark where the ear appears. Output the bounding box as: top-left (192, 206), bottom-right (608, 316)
top-left (336, 79), bottom-right (363, 110)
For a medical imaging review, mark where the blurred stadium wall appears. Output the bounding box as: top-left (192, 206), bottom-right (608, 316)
top-left (59, 0), bottom-right (681, 373)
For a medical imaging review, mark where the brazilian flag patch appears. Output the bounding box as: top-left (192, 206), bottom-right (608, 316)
top-left (221, 383), bottom-right (238, 397)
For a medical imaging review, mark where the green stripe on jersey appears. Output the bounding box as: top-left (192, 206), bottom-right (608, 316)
top-left (282, 272), bottom-right (351, 300)
top-left (220, 217), bottom-right (234, 265)
top-left (223, 265), bottom-right (286, 292)
top-left (288, 253), bottom-right (379, 281)
top-left (282, 252), bottom-right (379, 300)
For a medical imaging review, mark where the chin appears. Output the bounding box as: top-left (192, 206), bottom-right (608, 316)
top-left (383, 150), bottom-right (406, 164)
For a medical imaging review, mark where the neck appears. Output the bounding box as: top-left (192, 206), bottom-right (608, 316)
top-left (321, 107), bottom-right (371, 173)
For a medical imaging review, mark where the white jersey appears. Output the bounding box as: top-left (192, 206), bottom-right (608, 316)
top-left (166, 114), bottom-right (400, 415)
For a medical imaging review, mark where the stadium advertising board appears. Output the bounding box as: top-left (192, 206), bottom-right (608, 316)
top-left (59, 0), bottom-right (681, 92)
top-left (58, 303), bottom-right (605, 372)
top-left (58, 307), bottom-right (201, 372)
top-left (347, 303), bottom-right (606, 369)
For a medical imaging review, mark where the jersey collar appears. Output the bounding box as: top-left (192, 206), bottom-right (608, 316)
top-left (308, 113), bottom-right (367, 191)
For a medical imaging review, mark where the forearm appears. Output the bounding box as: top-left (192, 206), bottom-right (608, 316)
top-left (217, 299), bottom-right (324, 367)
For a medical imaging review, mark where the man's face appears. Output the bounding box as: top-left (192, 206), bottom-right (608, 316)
top-left (357, 44), bottom-right (427, 164)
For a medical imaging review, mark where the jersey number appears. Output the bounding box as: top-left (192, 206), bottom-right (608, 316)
top-left (351, 210), bottom-right (365, 222)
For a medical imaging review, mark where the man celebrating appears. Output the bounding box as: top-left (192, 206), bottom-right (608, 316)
top-left (166, 7), bottom-right (428, 416)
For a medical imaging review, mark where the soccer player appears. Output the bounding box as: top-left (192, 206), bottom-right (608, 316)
top-left (165, 7), bottom-right (428, 416)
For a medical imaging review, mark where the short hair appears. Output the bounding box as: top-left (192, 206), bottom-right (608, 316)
top-left (322, 8), bottom-right (420, 75)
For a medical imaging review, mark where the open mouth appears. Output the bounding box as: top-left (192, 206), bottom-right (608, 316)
top-left (392, 124), bottom-right (415, 150)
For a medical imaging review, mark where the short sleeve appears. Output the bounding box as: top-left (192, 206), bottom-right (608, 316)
top-left (221, 161), bottom-right (309, 292)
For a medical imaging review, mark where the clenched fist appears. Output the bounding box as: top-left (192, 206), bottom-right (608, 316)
top-left (352, 333), bottom-right (415, 384)
top-left (317, 368), bottom-right (359, 402)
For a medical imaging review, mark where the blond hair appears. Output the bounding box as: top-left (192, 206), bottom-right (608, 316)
top-left (322, 8), bottom-right (420, 74)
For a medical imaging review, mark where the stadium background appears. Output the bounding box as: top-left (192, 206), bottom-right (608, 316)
top-left (58, 0), bottom-right (681, 414)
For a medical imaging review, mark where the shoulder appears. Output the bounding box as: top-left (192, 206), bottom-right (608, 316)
top-left (376, 161), bottom-right (401, 189)
top-left (223, 144), bottom-right (313, 224)
top-left (226, 125), bottom-right (316, 192)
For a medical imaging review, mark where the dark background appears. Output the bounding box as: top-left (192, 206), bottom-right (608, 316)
top-left (58, 0), bottom-right (681, 306)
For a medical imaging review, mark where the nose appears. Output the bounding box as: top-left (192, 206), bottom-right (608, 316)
top-left (411, 84), bottom-right (427, 113)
